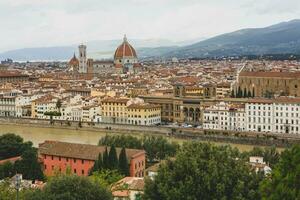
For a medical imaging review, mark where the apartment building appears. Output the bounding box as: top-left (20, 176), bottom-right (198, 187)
top-left (245, 98), bottom-right (300, 134)
top-left (203, 102), bottom-right (246, 131)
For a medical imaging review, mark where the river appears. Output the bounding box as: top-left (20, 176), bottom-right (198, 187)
top-left (0, 124), bottom-right (284, 152)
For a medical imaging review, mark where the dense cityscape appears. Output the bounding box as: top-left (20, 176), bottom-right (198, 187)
top-left (0, 1), bottom-right (300, 199)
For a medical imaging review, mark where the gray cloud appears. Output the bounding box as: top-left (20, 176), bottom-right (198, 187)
top-left (0, 0), bottom-right (299, 52)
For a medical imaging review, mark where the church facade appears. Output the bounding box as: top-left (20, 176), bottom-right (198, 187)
top-left (68, 35), bottom-right (141, 74)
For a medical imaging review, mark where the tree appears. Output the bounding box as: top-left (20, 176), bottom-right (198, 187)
top-left (243, 88), bottom-right (248, 98)
top-left (56, 99), bottom-right (62, 110)
top-left (108, 145), bottom-right (118, 170)
top-left (260, 145), bottom-right (300, 200)
top-left (90, 153), bottom-right (104, 174)
top-left (0, 133), bottom-right (32, 160)
top-left (231, 90), bottom-right (235, 98)
top-left (14, 148), bottom-right (44, 181)
top-left (237, 86), bottom-right (242, 98)
top-left (98, 135), bottom-right (179, 163)
top-left (144, 142), bottom-right (263, 200)
top-left (90, 169), bottom-right (124, 188)
top-left (0, 161), bottom-right (15, 179)
top-left (118, 147), bottom-right (129, 176)
top-left (247, 90), bottom-right (252, 98)
top-left (143, 136), bottom-right (179, 162)
top-left (25, 175), bottom-right (112, 200)
top-left (0, 180), bottom-right (27, 200)
top-left (103, 147), bottom-right (109, 169)
top-left (243, 146), bottom-right (280, 168)
top-left (99, 135), bottom-right (143, 149)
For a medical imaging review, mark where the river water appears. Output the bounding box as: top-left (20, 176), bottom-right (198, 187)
top-left (0, 124), bottom-right (283, 152)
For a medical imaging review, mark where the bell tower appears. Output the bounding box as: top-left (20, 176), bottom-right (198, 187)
top-left (78, 44), bottom-right (87, 73)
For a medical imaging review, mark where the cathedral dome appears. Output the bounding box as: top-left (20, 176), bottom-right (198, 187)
top-left (114, 35), bottom-right (137, 59)
top-left (69, 53), bottom-right (79, 66)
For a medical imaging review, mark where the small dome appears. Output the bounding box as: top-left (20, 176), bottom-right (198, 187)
top-left (69, 53), bottom-right (79, 66)
top-left (114, 35), bottom-right (137, 59)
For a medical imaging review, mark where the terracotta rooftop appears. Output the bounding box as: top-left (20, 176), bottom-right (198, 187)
top-left (240, 71), bottom-right (300, 78)
top-left (102, 98), bottom-right (129, 104)
top-left (248, 97), bottom-right (300, 104)
top-left (127, 103), bottom-right (161, 109)
top-left (39, 141), bottom-right (145, 161)
top-left (0, 156), bottom-right (21, 165)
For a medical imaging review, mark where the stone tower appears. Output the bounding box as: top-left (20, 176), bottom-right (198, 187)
top-left (78, 44), bottom-right (87, 73)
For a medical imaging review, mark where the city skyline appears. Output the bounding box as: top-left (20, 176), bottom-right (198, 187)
top-left (1, 0), bottom-right (300, 52)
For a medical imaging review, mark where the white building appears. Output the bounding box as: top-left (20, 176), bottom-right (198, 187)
top-left (203, 102), bottom-right (246, 131)
top-left (31, 95), bottom-right (59, 119)
top-left (0, 95), bottom-right (16, 117)
top-left (245, 98), bottom-right (300, 134)
top-left (82, 105), bottom-right (101, 122)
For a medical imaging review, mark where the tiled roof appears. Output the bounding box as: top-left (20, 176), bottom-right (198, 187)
top-left (240, 71), bottom-right (300, 78)
top-left (0, 156), bottom-right (21, 165)
top-left (114, 40), bottom-right (137, 59)
top-left (39, 141), bottom-right (145, 161)
top-left (248, 97), bottom-right (300, 104)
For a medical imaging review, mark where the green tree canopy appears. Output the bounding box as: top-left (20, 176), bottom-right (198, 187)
top-left (14, 148), bottom-right (44, 181)
top-left (108, 145), bottom-right (118, 170)
top-left (90, 169), bottom-right (124, 188)
top-left (90, 153), bottom-right (104, 175)
top-left (118, 147), bottom-right (129, 176)
top-left (99, 135), bottom-right (179, 163)
top-left (25, 175), bottom-right (112, 200)
top-left (0, 161), bottom-right (15, 179)
top-left (142, 136), bottom-right (179, 162)
top-left (260, 145), bottom-right (300, 200)
top-left (99, 135), bottom-right (143, 149)
top-left (103, 147), bottom-right (109, 169)
top-left (144, 142), bottom-right (263, 200)
top-left (0, 133), bottom-right (32, 160)
top-left (242, 146), bottom-right (280, 168)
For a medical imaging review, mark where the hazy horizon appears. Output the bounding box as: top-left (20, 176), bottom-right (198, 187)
top-left (1, 0), bottom-right (300, 52)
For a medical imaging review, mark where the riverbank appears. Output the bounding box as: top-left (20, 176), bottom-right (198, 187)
top-left (0, 117), bottom-right (298, 150)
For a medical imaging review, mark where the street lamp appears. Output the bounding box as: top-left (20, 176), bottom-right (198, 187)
top-left (15, 174), bottom-right (22, 200)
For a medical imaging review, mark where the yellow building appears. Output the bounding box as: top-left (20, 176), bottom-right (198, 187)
top-left (126, 104), bottom-right (161, 125)
top-left (101, 97), bottom-right (161, 125)
top-left (101, 98), bottom-right (129, 124)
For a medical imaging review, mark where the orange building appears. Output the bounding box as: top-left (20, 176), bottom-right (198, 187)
top-left (39, 141), bottom-right (146, 177)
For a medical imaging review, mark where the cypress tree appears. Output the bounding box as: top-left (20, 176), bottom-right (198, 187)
top-left (118, 147), bottom-right (129, 176)
top-left (243, 88), bottom-right (247, 98)
top-left (108, 145), bottom-right (118, 169)
top-left (247, 90), bottom-right (252, 98)
top-left (97, 153), bottom-right (103, 170)
top-left (103, 147), bottom-right (109, 169)
top-left (231, 90), bottom-right (235, 98)
top-left (90, 153), bottom-right (104, 174)
top-left (238, 87), bottom-right (242, 98)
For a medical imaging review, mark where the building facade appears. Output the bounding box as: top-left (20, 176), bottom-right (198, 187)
top-left (237, 71), bottom-right (300, 98)
top-left (39, 141), bottom-right (146, 177)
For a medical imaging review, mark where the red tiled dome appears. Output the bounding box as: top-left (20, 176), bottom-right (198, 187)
top-left (69, 53), bottom-right (79, 66)
top-left (114, 36), bottom-right (137, 59)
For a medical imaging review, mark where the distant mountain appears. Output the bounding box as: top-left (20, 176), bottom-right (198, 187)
top-left (2, 19), bottom-right (300, 61)
top-left (0, 38), bottom-right (202, 61)
top-left (162, 19), bottom-right (300, 58)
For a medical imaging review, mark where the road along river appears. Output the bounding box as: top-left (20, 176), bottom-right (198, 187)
top-left (0, 124), bottom-right (284, 152)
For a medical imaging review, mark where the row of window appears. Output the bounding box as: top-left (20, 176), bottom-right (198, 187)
top-left (45, 155), bottom-right (85, 164)
top-left (45, 165), bottom-right (86, 175)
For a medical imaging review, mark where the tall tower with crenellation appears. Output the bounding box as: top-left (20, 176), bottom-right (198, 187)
top-left (78, 44), bottom-right (87, 73)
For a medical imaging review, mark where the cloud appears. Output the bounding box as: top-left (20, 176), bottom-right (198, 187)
top-left (0, 0), bottom-right (299, 52)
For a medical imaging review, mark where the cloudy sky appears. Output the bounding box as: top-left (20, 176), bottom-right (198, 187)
top-left (0, 0), bottom-right (300, 52)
